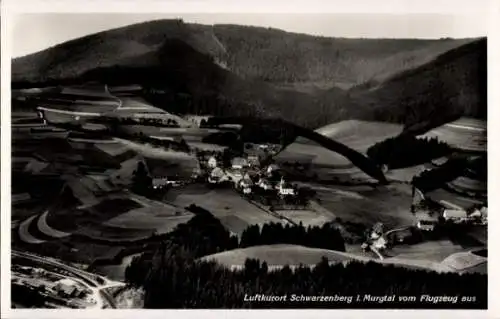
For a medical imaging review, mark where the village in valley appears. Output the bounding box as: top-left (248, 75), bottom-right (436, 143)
top-left (11, 84), bottom-right (487, 309)
top-left (8, 17), bottom-right (488, 309)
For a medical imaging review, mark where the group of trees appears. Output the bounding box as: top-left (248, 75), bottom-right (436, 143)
top-left (239, 222), bottom-right (345, 252)
top-left (135, 135), bottom-right (190, 153)
top-left (160, 205), bottom-right (239, 258)
top-left (127, 248), bottom-right (486, 309)
top-left (202, 131), bottom-right (243, 151)
top-left (367, 135), bottom-right (452, 169)
top-left (119, 203), bottom-right (486, 308)
top-left (411, 157), bottom-right (468, 192)
top-left (104, 116), bottom-right (180, 128)
top-left (11, 284), bottom-right (47, 308)
top-left (213, 25), bottom-right (462, 86)
top-left (125, 207), bottom-right (238, 285)
top-left (131, 162), bottom-right (154, 197)
top-left (183, 205), bottom-right (345, 252)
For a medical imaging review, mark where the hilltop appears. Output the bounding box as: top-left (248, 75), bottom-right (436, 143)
top-left (12, 19), bottom-right (486, 130)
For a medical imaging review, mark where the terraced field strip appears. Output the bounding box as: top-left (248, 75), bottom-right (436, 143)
top-left (19, 215), bottom-right (46, 244)
top-left (37, 210), bottom-right (72, 238)
top-left (420, 118), bottom-right (487, 152)
top-left (247, 198), bottom-right (295, 225)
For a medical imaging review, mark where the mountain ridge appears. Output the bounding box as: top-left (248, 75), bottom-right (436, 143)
top-left (11, 19), bottom-right (486, 130)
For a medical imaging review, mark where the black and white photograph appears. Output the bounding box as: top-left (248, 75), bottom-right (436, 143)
top-left (1, 0), bottom-right (496, 314)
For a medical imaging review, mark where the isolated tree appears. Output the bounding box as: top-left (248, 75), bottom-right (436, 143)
top-left (132, 161), bottom-right (153, 196)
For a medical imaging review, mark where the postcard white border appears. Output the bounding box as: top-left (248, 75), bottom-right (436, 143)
top-left (2, 0), bottom-right (499, 318)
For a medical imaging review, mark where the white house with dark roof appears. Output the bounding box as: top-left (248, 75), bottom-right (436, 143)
top-left (257, 178), bottom-right (274, 191)
top-left (277, 177), bottom-right (296, 197)
top-left (208, 156), bottom-right (218, 168)
top-left (231, 157), bottom-right (249, 169)
top-left (266, 163), bottom-right (280, 175)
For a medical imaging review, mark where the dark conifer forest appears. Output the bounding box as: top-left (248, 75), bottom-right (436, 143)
top-left (124, 206), bottom-right (486, 309)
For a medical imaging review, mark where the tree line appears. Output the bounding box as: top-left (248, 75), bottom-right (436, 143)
top-left (411, 157), bottom-right (468, 192)
top-left (239, 222), bottom-right (345, 252)
top-left (126, 245), bottom-right (486, 309)
top-left (367, 135), bottom-right (452, 169)
top-left (123, 205), bottom-right (486, 308)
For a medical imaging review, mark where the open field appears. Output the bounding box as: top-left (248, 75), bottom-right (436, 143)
top-left (278, 143), bottom-right (351, 168)
top-left (315, 120), bottom-right (403, 152)
top-left (275, 209), bottom-right (333, 228)
top-left (425, 188), bottom-right (484, 210)
top-left (447, 176), bottom-right (486, 196)
top-left (43, 191), bottom-right (194, 241)
top-left (73, 224), bottom-right (153, 242)
top-left (311, 183), bottom-right (416, 230)
top-left (19, 215), bottom-right (46, 244)
top-left (366, 240), bottom-right (477, 262)
top-left (277, 120), bottom-right (410, 183)
top-left (202, 242), bottom-right (485, 274)
top-left (37, 211), bottom-right (71, 238)
top-left (38, 102), bottom-right (118, 113)
top-left (201, 244), bottom-right (353, 267)
top-left (187, 142), bottom-right (228, 152)
top-left (112, 138), bottom-right (199, 163)
top-left (59, 241), bottom-right (125, 264)
top-left (94, 254), bottom-right (142, 281)
top-left (104, 206), bottom-right (194, 235)
top-left (440, 250), bottom-right (487, 274)
top-left (419, 117), bottom-right (486, 152)
top-left (112, 97), bottom-right (192, 126)
top-left (200, 244), bottom-right (456, 273)
top-left (165, 185), bottom-right (287, 235)
top-left (94, 142), bottom-right (130, 157)
top-left (385, 164), bottom-right (430, 183)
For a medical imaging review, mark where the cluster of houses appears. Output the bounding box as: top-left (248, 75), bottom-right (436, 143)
top-left (361, 222), bottom-right (388, 260)
top-left (53, 278), bottom-right (88, 299)
top-left (12, 266), bottom-right (94, 307)
top-left (204, 151), bottom-right (298, 199)
top-left (412, 187), bottom-right (488, 232)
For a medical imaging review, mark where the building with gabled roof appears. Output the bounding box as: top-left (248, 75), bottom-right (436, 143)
top-left (231, 157), bottom-right (248, 169)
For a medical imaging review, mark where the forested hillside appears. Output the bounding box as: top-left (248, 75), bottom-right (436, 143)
top-left (11, 19), bottom-right (486, 131)
top-left (13, 19), bottom-right (474, 89)
top-left (213, 24), bottom-right (473, 88)
top-left (123, 207), bottom-right (486, 309)
top-left (353, 38), bottom-right (487, 129)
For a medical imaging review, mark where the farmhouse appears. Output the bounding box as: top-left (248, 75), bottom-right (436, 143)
top-left (226, 169), bottom-right (244, 184)
top-left (145, 159), bottom-right (194, 187)
top-left (53, 278), bottom-right (85, 298)
top-left (238, 177), bottom-right (254, 195)
top-left (257, 178), bottom-right (274, 191)
top-left (431, 157), bottom-right (449, 166)
top-left (442, 209), bottom-right (468, 222)
top-left (266, 163), bottom-right (280, 176)
top-left (277, 177), bottom-right (296, 197)
top-left (209, 167), bottom-right (227, 184)
top-left (247, 154), bottom-right (261, 167)
top-left (372, 236), bottom-right (387, 250)
top-left (417, 220), bottom-right (437, 231)
top-left (207, 156), bottom-right (218, 168)
top-left (425, 188), bottom-right (482, 212)
top-left (239, 177), bottom-right (253, 189)
top-left (231, 157), bottom-right (249, 169)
